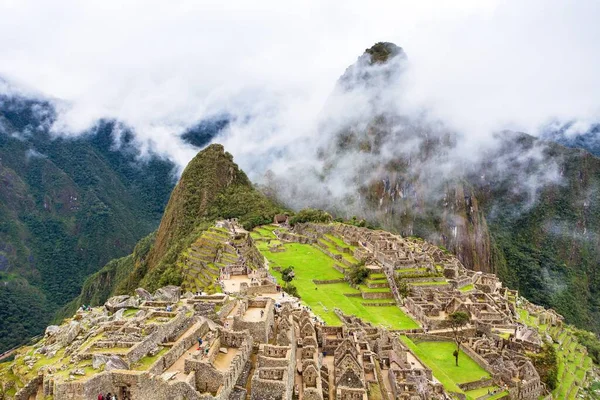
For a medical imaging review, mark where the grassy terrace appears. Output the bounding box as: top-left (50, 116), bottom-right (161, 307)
top-left (409, 281), bottom-right (449, 286)
top-left (400, 336), bottom-right (493, 399)
top-left (318, 238), bottom-right (358, 264)
top-left (459, 284), bottom-right (474, 292)
top-left (254, 231), bottom-right (419, 330)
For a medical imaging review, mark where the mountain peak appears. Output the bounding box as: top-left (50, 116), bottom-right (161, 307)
top-left (337, 41), bottom-right (407, 92)
top-left (365, 41), bottom-right (405, 64)
top-left (147, 144), bottom-right (248, 267)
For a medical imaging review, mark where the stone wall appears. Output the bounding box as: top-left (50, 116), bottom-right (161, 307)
top-left (362, 302), bottom-right (396, 307)
top-left (313, 279), bottom-right (346, 284)
top-left (127, 312), bottom-right (194, 364)
top-left (250, 370), bottom-right (289, 400)
top-left (361, 291), bottom-right (393, 300)
top-left (240, 282), bottom-right (278, 295)
top-left (56, 370), bottom-right (210, 400)
top-left (458, 377), bottom-right (494, 392)
top-left (14, 376), bottom-right (42, 400)
top-left (460, 345), bottom-right (494, 378)
top-left (279, 231), bottom-right (314, 244)
top-left (217, 300), bottom-right (237, 321)
top-left (186, 331), bottom-right (252, 399)
top-left (233, 299), bottom-right (274, 343)
top-left (149, 321), bottom-right (210, 375)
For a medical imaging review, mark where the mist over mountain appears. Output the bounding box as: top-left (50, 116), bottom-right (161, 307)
top-left (542, 122), bottom-right (600, 157)
top-left (250, 43), bottom-right (600, 334)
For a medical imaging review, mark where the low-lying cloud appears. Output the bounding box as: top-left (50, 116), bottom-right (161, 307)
top-left (0, 0), bottom-right (599, 181)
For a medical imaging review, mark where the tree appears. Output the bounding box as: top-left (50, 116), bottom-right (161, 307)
top-left (348, 261), bottom-right (369, 285)
top-left (289, 209), bottom-right (332, 226)
top-left (448, 311), bottom-right (470, 366)
top-left (394, 275), bottom-right (412, 299)
top-left (280, 266), bottom-right (298, 297)
top-left (528, 341), bottom-right (558, 390)
top-left (281, 266), bottom-right (295, 289)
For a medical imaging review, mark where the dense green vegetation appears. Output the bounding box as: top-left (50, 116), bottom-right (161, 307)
top-left (528, 342), bottom-right (558, 390)
top-left (289, 208), bottom-right (332, 226)
top-left (484, 140), bottom-right (600, 334)
top-left (0, 96), bottom-right (175, 351)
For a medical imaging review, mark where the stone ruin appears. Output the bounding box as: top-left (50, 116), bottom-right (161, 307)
top-left (3, 220), bottom-right (574, 400)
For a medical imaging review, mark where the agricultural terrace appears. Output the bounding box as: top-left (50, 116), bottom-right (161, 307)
top-left (252, 226), bottom-right (419, 330)
top-left (516, 305), bottom-right (595, 399)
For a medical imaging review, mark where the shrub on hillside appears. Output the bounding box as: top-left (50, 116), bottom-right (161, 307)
top-left (528, 341), bottom-right (558, 390)
top-left (289, 209), bottom-right (332, 226)
top-left (348, 262), bottom-right (369, 285)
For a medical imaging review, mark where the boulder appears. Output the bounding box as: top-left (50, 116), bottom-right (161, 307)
top-left (113, 308), bottom-right (126, 321)
top-left (219, 347), bottom-right (228, 354)
top-left (135, 287), bottom-right (152, 301)
top-left (45, 325), bottom-right (60, 337)
top-left (153, 286), bottom-right (181, 302)
top-left (72, 368), bottom-right (85, 376)
top-left (182, 291), bottom-right (194, 299)
top-left (92, 354), bottom-right (109, 369)
top-left (105, 355), bottom-right (129, 371)
top-left (148, 346), bottom-right (161, 357)
top-left (47, 321), bottom-right (81, 347)
top-left (105, 295), bottom-right (140, 313)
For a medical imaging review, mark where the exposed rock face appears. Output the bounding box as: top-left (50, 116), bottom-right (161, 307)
top-left (153, 285), bottom-right (181, 302)
top-left (105, 295), bottom-right (139, 313)
top-left (105, 355), bottom-right (128, 371)
top-left (135, 288), bottom-right (152, 300)
top-left (45, 325), bottom-right (60, 336)
top-left (92, 354), bottom-right (109, 369)
top-left (46, 321), bottom-right (81, 347)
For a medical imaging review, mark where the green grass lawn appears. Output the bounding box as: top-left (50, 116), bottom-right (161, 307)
top-left (400, 336), bottom-right (490, 397)
top-left (261, 242), bottom-right (419, 330)
top-left (465, 386), bottom-right (499, 398)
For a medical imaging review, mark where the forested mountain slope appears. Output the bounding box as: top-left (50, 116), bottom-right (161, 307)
top-left (0, 95), bottom-right (175, 351)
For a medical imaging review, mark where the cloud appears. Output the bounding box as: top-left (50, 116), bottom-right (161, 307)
top-left (0, 0), bottom-right (599, 176)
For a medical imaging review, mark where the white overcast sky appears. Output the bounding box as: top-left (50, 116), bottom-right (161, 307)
top-left (1, 0), bottom-right (599, 168)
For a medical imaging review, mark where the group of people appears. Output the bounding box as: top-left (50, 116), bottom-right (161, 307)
top-left (80, 305), bottom-right (92, 312)
top-left (97, 393), bottom-right (118, 400)
top-left (197, 337), bottom-right (210, 357)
